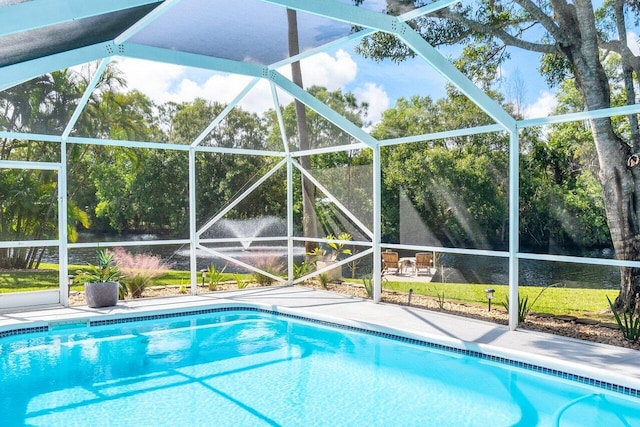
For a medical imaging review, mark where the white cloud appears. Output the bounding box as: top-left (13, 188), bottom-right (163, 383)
top-left (524, 91), bottom-right (557, 119)
top-left (114, 58), bottom-right (188, 102)
top-left (115, 50), bottom-right (360, 115)
top-left (354, 82), bottom-right (390, 128)
top-left (300, 49), bottom-right (358, 90)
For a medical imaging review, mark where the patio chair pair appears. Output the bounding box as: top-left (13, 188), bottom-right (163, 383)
top-left (381, 251), bottom-right (433, 276)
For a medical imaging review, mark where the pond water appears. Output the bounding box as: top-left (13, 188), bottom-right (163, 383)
top-left (43, 234), bottom-right (620, 289)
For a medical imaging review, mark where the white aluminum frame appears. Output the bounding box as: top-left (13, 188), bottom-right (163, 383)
top-left (1, 0), bottom-right (637, 332)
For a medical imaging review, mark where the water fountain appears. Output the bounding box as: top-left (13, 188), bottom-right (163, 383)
top-left (205, 216), bottom-right (287, 250)
top-left (176, 216), bottom-right (304, 267)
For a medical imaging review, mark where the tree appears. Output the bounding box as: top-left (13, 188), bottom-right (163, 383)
top-left (372, 86), bottom-right (510, 248)
top-left (267, 86), bottom-right (371, 238)
top-left (167, 98), bottom-right (284, 227)
top-left (358, 0), bottom-right (640, 310)
top-left (0, 71), bottom-right (84, 268)
top-left (287, 9), bottom-right (318, 253)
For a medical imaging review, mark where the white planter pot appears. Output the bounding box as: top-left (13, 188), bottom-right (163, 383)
top-left (85, 281), bottom-right (119, 308)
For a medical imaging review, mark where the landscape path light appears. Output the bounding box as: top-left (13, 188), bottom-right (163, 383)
top-left (485, 288), bottom-right (495, 312)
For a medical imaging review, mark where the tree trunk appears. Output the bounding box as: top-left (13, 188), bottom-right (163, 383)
top-left (569, 1), bottom-right (640, 310)
top-left (287, 9), bottom-right (318, 253)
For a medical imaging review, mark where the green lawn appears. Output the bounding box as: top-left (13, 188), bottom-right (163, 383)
top-left (0, 264), bottom-right (244, 293)
top-left (0, 264), bottom-right (619, 320)
top-left (381, 280), bottom-right (618, 319)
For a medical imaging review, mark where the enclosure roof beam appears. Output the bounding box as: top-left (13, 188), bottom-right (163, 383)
top-left (0, 131), bottom-right (62, 143)
top-left (262, 0), bottom-right (458, 30)
top-left (267, 0), bottom-right (458, 69)
top-left (0, 0), bottom-right (164, 38)
top-left (0, 43), bottom-right (110, 92)
top-left (292, 142), bottom-right (369, 157)
top-left (264, 0), bottom-right (514, 130)
top-left (396, 23), bottom-right (516, 130)
top-left (380, 124), bottom-right (506, 147)
top-left (0, 160), bottom-right (60, 171)
top-left (121, 43), bottom-right (265, 77)
top-left (269, 28), bottom-right (375, 70)
top-left (271, 71), bottom-right (378, 148)
top-left (518, 103), bottom-right (640, 128)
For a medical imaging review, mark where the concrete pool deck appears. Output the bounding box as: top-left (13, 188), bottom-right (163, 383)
top-left (2, 285), bottom-right (640, 392)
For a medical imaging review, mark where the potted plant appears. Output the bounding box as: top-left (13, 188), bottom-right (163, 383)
top-left (75, 249), bottom-right (123, 308)
top-left (307, 233), bottom-right (352, 281)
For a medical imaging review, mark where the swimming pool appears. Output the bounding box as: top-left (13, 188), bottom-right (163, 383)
top-left (1, 308), bottom-right (639, 426)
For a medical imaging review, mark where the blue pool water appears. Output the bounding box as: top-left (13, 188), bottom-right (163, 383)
top-left (1, 310), bottom-right (639, 427)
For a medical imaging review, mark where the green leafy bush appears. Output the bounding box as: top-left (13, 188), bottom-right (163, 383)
top-left (362, 275), bottom-right (374, 298)
top-left (207, 264), bottom-right (226, 291)
top-left (607, 296), bottom-right (640, 342)
top-left (293, 261), bottom-right (312, 282)
top-left (235, 274), bottom-right (248, 289)
top-left (502, 285), bottom-right (554, 324)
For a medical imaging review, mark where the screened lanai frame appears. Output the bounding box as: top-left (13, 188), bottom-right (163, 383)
top-left (2, 0), bottom-right (640, 331)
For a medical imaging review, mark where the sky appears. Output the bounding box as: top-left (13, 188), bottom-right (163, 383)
top-left (114, 44), bottom-right (556, 131)
top-left (111, 27), bottom-right (640, 130)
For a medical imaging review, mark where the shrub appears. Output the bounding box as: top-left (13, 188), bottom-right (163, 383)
top-left (207, 264), bottom-right (227, 291)
top-left (235, 274), bottom-right (248, 289)
top-left (112, 248), bottom-right (173, 298)
top-left (502, 284), bottom-right (555, 324)
top-left (362, 275), bottom-right (374, 298)
top-left (607, 296), bottom-right (640, 342)
top-left (293, 261), bottom-right (312, 282)
top-left (318, 273), bottom-right (330, 289)
top-left (252, 253), bottom-right (284, 286)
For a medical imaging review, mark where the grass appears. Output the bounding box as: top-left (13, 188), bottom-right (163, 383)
top-left (381, 280), bottom-right (618, 319)
top-left (0, 264), bottom-right (619, 320)
top-left (0, 263), bottom-right (244, 293)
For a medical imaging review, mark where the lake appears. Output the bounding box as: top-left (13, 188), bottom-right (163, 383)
top-left (44, 234), bottom-right (620, 290)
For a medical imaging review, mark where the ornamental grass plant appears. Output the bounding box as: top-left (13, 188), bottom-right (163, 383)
top-left (112, 248), bottom-right (173, 298)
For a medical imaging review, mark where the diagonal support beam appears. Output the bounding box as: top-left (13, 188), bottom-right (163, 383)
top-left (0, 0), bottom-right (163, 38)
top-left (396, 23), bottom-right (515, 129)
top-left (192, 77), bottom-right (261, 147)
top-left (271, 71), bottom-right (377, 148)
top-left (270, 82), bottom-right (290, 153)
top-left (115, 0), bottom-right (183, 44)
top-left (197, 158), bottom-right (287, 236)
top-left (267, 0), bottom-right (458, 69)
top-left (262, 0), bottom-right (458, 29)
top-left (294, 248), bottom-right (373, 285)
top-left (197, 245), bottom-right (285, 283)
top-left (292, 158), bottom-right (373, 239)
top-left (62, 58), bottom-right (111, 139)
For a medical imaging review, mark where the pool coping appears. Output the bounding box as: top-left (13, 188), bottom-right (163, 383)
top-left (2, 286), bottom-right (640, 397)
